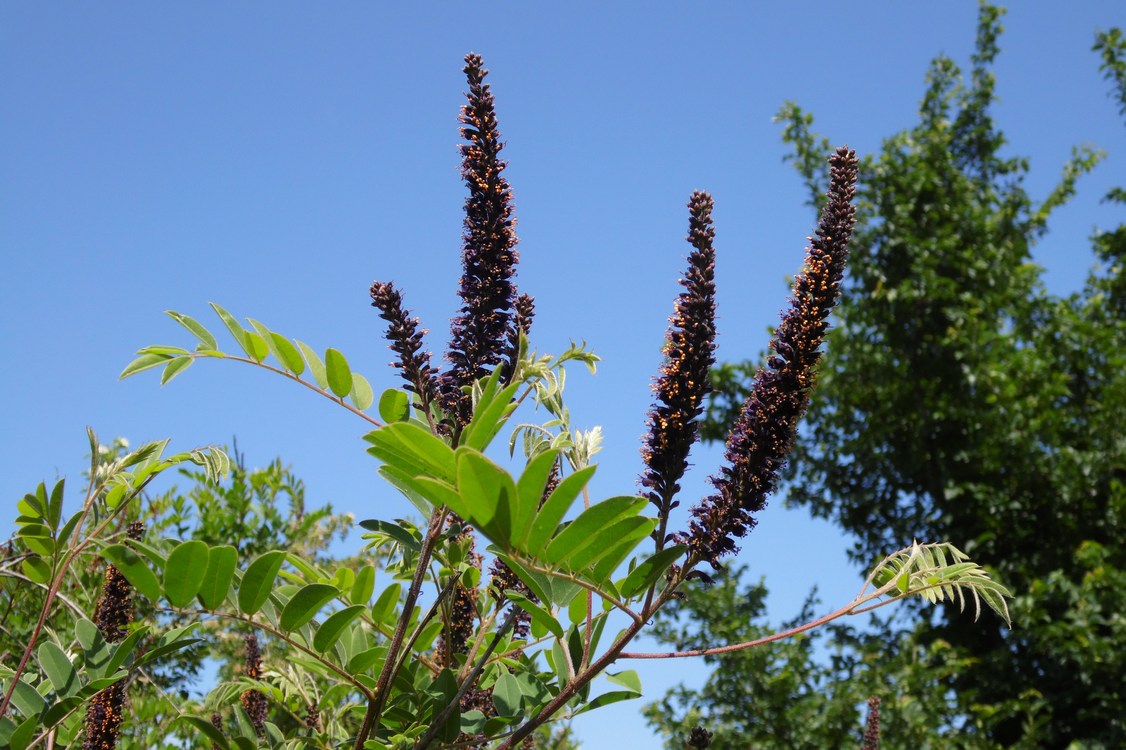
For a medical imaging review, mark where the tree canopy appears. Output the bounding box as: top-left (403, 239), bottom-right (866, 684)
top-left (676, 4), bottom-right (1126, 747)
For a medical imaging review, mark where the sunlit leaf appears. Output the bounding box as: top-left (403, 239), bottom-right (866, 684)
top-left (314, 605), bottom-right (365, 653)
top-left (38, 641), bottom-right (77, 696)
top-left (198, 545), bottom-right (238, 609)
top-left (350, 372), bottom-right (374, 411)
top-left (160, 356), bottom-right (192, 385)
top-left (166, 310), bottom-right (218, 351)
top-left (120, 352), bottom-right (173, 379)
top-left (324, 347), bottom-right (352, 397)
top-left (378, 388), bottom-right (410, 423)
top-left (295, 340), bottom-right (328, 389)
top-left (280, 583), bottom-right (340, 631)
top-left (238, 550), bottom-right (287, 615)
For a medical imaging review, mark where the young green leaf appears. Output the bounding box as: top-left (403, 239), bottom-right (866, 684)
top-left (358, 519), bottom-right (421, 552)
top-left (618, 545), bottom-right (686, 598)
top-left (163, 540), bottom-right (210, 607)
top-left (38, 641), bottom-right (77, 696)
top-left (324, 347), bottom-right (353, 398)
top-left (313, 605), bottom-right (365, 653)
top-left (543, 495), bottom-right (648, 567)
top-left (22, 556), bottom-right (52, 584)
top-left (243, 330), bottom-right (269, 362)
top-left (365, 422), bottom-right (458, 484)
top-left (176, 716), bottom-right (231, 750)
top-left (378, 388), bottom-right (411, 423)
top-left (456, 449), bottom-right (518, 545)
top-left (120, 352), bottom-right (173, 379)
top-left (350, 373), bottom-right (374, 410)
top-left (238, 550), bottom-right (287, 615)
top-left (166, 310), bottom-right (218, 351)
top-left (280, 583), bottom-right (340, 631)
top-left (209, 302), bottom-right (252, 356)
top-left (197, 545), bottom-right (238, 609)
top-left (351, 564), bottom-right (376, 605)
top-left (295, 340), bottom-right (329, 389)
top-left (523, 465), bottom-right (597, 553)
top-left (371, 582), bottom-right (402, 626)
top-left (506, 591), bottom-right (564, 640)
top-left (160, 356), bottom-right (193, 386)
top-left (270, 333), bottom-right (306, 375)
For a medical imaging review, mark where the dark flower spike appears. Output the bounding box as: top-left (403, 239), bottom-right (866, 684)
top-left (241, 634), bottom-right (268, 738)
top-left (84, 522), bottom-right (143, 750)
top-left (862, 696), bottom-right (882, 750)
top-left (688, 726), bottom-right (714, 749)
top-left (503, 292), bottom-right (536, 383)
top-left (640, 192), bottom-right (718, 526)
top-left (209, 713), bottom-right (225, 750)
top-left (443, 53), bottom-right (522, 422)
top-left (435, 529), bottom-right (482, 667)
top-left (680, 147), bottom-right (859, 567)
top-left (370, 280), bottom-right (440, 413)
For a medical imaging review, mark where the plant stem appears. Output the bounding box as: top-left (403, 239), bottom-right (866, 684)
top-left (353, 506), bottom-right (448, 750)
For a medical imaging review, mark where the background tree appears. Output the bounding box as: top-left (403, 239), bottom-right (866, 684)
top-left (662, 5), bottom-right (1126, 748)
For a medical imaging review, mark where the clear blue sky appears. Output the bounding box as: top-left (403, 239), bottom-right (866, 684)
top-left (2, 2), bottom-right (1122, 747)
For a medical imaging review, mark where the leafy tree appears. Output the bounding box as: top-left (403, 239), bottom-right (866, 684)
top-left (691, 5), bottom-right (1126, 747)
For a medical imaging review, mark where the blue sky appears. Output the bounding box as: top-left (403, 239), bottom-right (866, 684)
top-left (2, 2), bottom-right (1123, 747)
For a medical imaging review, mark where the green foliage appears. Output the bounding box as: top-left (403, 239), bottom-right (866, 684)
top-left (702, 7), bottom-right (1126, 747)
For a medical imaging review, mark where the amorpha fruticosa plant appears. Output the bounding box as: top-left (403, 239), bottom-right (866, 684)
top-left (0, 54), bottom-right (1010, 750)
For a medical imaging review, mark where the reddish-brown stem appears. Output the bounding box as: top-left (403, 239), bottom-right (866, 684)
top-left (353, 506), bottom-right (448, 749)
top-left (617, 597), bottom-right (891, 659)
top-left (191, 353), bottom-right (384, 428)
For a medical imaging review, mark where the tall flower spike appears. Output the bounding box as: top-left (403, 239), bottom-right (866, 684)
top-left (640, 192), bottom-right (718, 525)
top-left (240, 634), bottom-right (268, 738)
top-left (443, 53), bottom-right (522, 423)
top-left (680, 147), bottom-right (858, 567)
top-left (503, 292), bottom-right (536, 383)
top-left (370, 280), bottom-right (439, 413)
top-left (84, 521), bottom-right (143, 750)
top-left (862, 696), bottom-right (882, 750)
